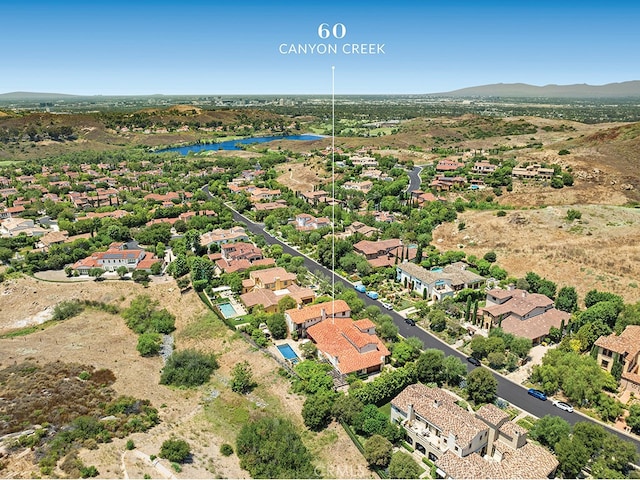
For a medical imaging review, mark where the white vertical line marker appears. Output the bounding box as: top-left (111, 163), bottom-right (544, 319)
top-left (332, 65), bottom-right (335, 315)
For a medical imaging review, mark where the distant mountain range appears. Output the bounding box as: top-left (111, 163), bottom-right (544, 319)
top-left (2, 81), bottom-right (640, 100)
top-left (0, 91), bottom-right (80, 101)
top-left (434, 81), bottom-right (640, 98)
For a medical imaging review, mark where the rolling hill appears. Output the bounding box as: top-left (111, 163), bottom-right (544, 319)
top-left (435, 81), bottom-right (640, 98)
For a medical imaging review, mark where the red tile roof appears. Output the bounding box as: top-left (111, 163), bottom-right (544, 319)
top-left (285, 300), bottom-right (350, 325)
top-left (306, 317), bottom-right (390, 375)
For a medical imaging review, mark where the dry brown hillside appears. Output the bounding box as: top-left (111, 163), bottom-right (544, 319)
top-left (433, 204), bottom-right (640, 304)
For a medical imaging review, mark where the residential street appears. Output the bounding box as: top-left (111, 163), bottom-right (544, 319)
top-left (205, 186), bottom-right (640, 454)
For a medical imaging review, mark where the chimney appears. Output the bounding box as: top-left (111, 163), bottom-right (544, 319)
top-left (434, 399), bottom-right (439, 408)
top-left (407, 403), bottom-right (415, 422)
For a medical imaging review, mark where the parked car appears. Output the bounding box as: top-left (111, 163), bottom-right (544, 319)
top-left (354, 284), bottom-right (366, 293)
top-left (404, 318), bottom-right (416, 326)
top-left (466, 356), bottom-right (481, 367)
top-left (527, 388), bottom-right (547, 401)
top-left (366, 291), bottom-right (379, 300)
top-left (552, 400), bottom-right (574, 412)
top-left (381, 301), bottom-right (393, 310)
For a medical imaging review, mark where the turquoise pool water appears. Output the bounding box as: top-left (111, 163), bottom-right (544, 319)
top-left (218, 302), bottom-right (238, 319)
top-left (277, 344), bottom-right (300, 363)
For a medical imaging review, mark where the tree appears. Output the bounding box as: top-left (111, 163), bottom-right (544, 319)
top-left (388, 451), bottom-right (422, 479)
top-left (277, 295), bottom-right (297, 313)
top-left (170, 254), bottom-right (189, 278)
top-left (150, 261), bottom-right (163, 275)
top-left (509, 336), bottom-right (532, 359)
top-left (363, 434), bottom-right (393, 468)
top-left (469, 335), bottom-right (489, 359)
top-left (132, 269), bottom-right (150, 283)
top-left (159, 438), bottom-right (191, 463)
top-left (556, 286), bottom-right (578, 313)
top-left (555, 437), bottom-right (589, 478)
top-left (483, 251), bottom-right (497, 263)
top-left (230, 361), bottom-right (256, 394)
top-left (331, 393), bottom-right (364, 425)
top-left (300, 341), bottom-right (318, 360)
top-left (466, 367), bottom-right (497, 405)
top-left (528, 415), bottom-right (571, 450)
top-left (116, 265), bottom-right (129, 279)
top-left (160, 349), bottom-right (218, 387)
top-left (266, 313), bottom-right (287, 339)
top-left (584, 289), bottom-right (624, 309)
top-left (377, 318), bottom-right (398, 341)
top-left (236, 417), bottom-right (316, 479)
top-left (392, 338), bottom-right (422, 367)
top-left (302, 390), bottom-right (335, 431)
top-left (442, 355), bottom-right (467, 386)
top-left (429, 309), bottom-right (446, 332)
top-left (137, 332), bottom-right (162, 356)
top-left (627, 404), bottom-right (640, 434)
top-left (88, 267), bottom-right (105, 278)
top-left (415, 349), bottom-right (444, 385)
top-left (0, 247), bottom-right (13, 263)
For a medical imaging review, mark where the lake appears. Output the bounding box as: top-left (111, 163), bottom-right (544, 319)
top-left (160, 134), bottom-right (325, 155)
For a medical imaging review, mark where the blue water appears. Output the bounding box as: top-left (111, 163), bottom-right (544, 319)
top-left (218, 302), bottom-right (238, 319)
top-left (277, 344), bottom-right (300, 362)
top-left (161, 134), bottom-right (324, 155)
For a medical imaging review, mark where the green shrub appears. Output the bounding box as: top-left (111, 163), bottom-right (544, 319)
top-left (220, 443), bottom-right (234, 456)
top-left (126, 439), bottom-right (135, 450)
top-left (80, 465), bottom-right (99, 478)
top-left (160, 349), bottom-right (218, 387)
top-left (159, 438), bottom-right (191, 463)
top-left (52, 300), bottom-right (85, 321)
top-left (137, 332), bottom-right (162, 356)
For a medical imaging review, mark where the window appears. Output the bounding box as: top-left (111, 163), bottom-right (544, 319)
top-left (601, 360), bottom-right (609, 369)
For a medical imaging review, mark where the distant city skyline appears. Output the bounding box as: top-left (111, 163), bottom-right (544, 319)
top-left (3, 0), bottom-right (639, 95)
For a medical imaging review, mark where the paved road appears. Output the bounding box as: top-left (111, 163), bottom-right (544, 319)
top-left (204, 186), bottom-right (640, 453)
top-left (406, 165), bottom-right (423, 193)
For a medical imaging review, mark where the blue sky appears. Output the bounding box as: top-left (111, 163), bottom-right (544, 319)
top-left (2, 1), bottom-right (639, 95)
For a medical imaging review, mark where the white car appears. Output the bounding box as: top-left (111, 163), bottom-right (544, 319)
top-left (552, 400), bottom-right (574, 412)
top-left (381, 302), bottom-right (393, 310)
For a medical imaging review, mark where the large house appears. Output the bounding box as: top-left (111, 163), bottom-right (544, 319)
top-left (354, 239), bottom-right (416, 268)
top-left (511, 164), bottom-right (555, 180)
top-left (293, 213), bottom-right (331, 231)
top-left (431, 175), bottom-right (466, 191)
top-left (306, 318), bottom-right (390, 376)
top-left (213, 242), bottom-right (274, 274)
top-left (436, 160), bottom-right (465, 172)
top-left (199, 226), bottom-right (249, 248)
top-left (595, 325), bottom-right (640, 392)
top-left (396, 262), bottom-right (485, 301)
top-left (285, 300), bottom-right (351, 338)
top-left (71, 242), bottom-right (162, 275)
top-left (481, 288), bottom-right (570, 344)
top-left (342, 180), bottom-right (373, 192)
top-left (471, 161), bottom-right (498, 175)
top-left (0, 218), bottom-right (47, 238)
top-left (242, 267), bottom-right (297, 293)
top-left (391, 383), bottom-right (558, 479)
top-left (240, 266), bottom-right (315, 313)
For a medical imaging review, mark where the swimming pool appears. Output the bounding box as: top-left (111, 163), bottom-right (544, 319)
top-left (218, 302), bottom-right (238, 319)
top-left (277, 344), bottom-right (300, 363)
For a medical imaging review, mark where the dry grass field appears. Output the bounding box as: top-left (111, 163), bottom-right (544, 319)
top-left (433, 204), bottom-right (640, 304)
top-left (0, 276), bottom-right (371, 479)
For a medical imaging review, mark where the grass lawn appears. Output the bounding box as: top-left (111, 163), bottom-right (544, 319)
top-left (378, 402), bottom-right (391, 418)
